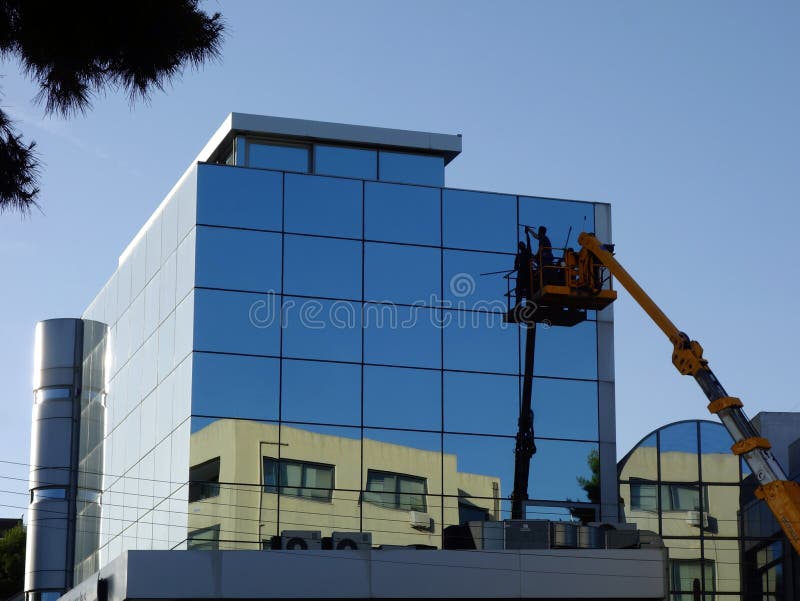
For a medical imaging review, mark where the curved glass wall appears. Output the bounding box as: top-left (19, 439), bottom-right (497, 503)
top-left (619, 420), bottom-right (747, 600)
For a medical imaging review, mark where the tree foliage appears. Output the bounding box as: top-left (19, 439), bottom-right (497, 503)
top-left (0, 524), bottom-right (25, 599)
top-left (0, 0), bottom-right (224, 214)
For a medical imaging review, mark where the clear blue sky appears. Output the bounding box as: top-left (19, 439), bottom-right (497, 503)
top-left (1, 1), bottom-right (798, 518)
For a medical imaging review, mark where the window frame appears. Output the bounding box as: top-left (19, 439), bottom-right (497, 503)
top-left (262, 456), bottom-right (335, 503)
top-left (189, 457), bottom-right (221, 503)
top-left (363, 469), bottom-right (428, 512)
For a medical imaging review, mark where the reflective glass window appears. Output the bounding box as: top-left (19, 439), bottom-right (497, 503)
top-left (284, 174), bottom-right (362, 238)
top-left (264, 457), bottom-right (334, 502)
top-left (187, 525), bottom-right (220, 551)
top-left (660, 483), bottom-right (705, 511)
top-left (443, 310), bottom-right (517, 374)
top-left (32, 488), bottom-right (67, 501)
top-left (196, 164), bottom-right (282, 231)
top-left (699, 422), bottom-right (738, 482)
top-left (531, 378), bottom-right (598, 441)
top-left (364, 182), bottom-right (440, 246)
top-left (188, 457), bottom-right (220, 502)
top-left (669, 560), bottom-right (714, 598)
top-left (363, 429), bottom-right (442, 494)
top-left (630, 479), bottom-right (658, 512)
top-left (283, 235), bottom-right (361, 300)
top-left (282, 360), bottom-right (360, 426)
top-left (282, 297), bottom-right (361, 363)
top-left (443, 190), bottom-right (516, 253)
top-left (248, 142), bottom-right (309, 172)
top-left (364, 470), bottom-right (427, 512)
top-left (364, 366), bottom-right (441, 430)
top-left (192, 352), bottom-right (279, 420)
top-left (532, 321), bottom-right (597, 380)
top-left (529, 440), bottom-right (599, 503)
top-left (314, 145), bottom-right (376, 180)
top-left (364, 243), bottom-right (440, 306)
top-left (518, 197), bottom-right (595, 254)
top-left (443, 250), bottom-right (513, 310)
top-left (444, 434), bottom-right (513, 504)
top-left (364, 305), bottom-right (441, 369)
top-left (193, 289), bottom-right (280, 356)
top-left (659, 421), bottom-right (699, 481)
top-left (34, 388), bottom-right (71, 403)
top-left (195, 226), bottom-right (281, 292)
top-left (378, 151), bottom-right (444, 187)
top-left (444, 372), bottom-right (517, 436)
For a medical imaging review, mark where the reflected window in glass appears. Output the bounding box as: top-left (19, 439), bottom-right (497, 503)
top-left (314, 145), bottom-right (376, 180)
top-left (282, 360), bottom-right (360, 426)
top-left (364, 182), bottom-right (440, 246)
top-left (195, 226), bottom-right (281, 292)
top-left (378, 151), bottom-right (444, 187)
top-left (364, 470), bottom-right (427, 512)
top-left (283, 235), bottom-right (362, 300)
top-left (365, 243), bottom-right (440, 306)
top-left (284, 174), bottom-right (362, 238)
top-left (443, 190), bottom-right (516, 253)
top-left (196, 164), bottom-right (282, 231)
top-left (188, 457), bottom-right (220, 502)
top-left (248, 141), bottom-right (309, 172)
top-left (263, 457), bottom-right (334, 502)
top-left (630, 479), bottom-right (658, 512)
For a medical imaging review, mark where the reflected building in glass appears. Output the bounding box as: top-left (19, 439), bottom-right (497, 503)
top-left (29, 114), bottom-right (617, 593)
top-left (619, 417), bottom-right (800, 601)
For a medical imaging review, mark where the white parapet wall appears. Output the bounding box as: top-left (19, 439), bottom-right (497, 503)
top-left (61, 548), bottom-right (668, 601)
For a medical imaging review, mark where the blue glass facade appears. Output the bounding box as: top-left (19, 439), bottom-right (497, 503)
top-left (79, 115), bottom-right (615, 565)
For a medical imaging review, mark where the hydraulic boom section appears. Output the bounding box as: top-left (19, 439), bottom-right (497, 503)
top-left (577, 232), bottom-right (800, 555)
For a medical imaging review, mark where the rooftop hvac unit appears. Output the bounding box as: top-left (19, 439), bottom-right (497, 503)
top-left (685, 511), bottom-right (709, 528)
top-left (577, 525), bottom-right (605, 549)
top-left (280, 530), bottom-right (322, 550)
top-left (331, 531), bottom-right (372, 550)
top-left (503, 520), bottom-right (550, 550)
top-left (550, 522), bottom-right (579, 548)
top-left (466, 521), bottom-right (504, 550)
top-left (409, 511), bottom-right (432, 530)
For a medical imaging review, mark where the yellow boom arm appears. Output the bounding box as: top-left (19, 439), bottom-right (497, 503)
top-left (578, 232), bottom-right (800, 555)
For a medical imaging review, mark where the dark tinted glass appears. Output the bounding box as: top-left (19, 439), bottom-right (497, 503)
top-left (196, 164), bottom-right (282, 231)
top-left (282, 297), bottom-right (361, 363)
top-left (283, 235), bottom-right (362, 300)
top-left (443, 250), bottom-right (512, 310)
top-left (364, 182), bottom-right (440, 246)
top-left (443, 310), bottom-right (517, 374)
top-left (530, 440), bottom-right (599, 502)
top-left (284, 174), bottom-right (361, 238)
top-left (531, 378), bottom-right (598, 441)
top-left (531, 321), bottom-right (597, 380)
top-left (195, 226), bottom-right (281, 293)
top-left (378, 151), bottom-right (444, 186)
top-left (194, 289), bottom-right (280, 356)
top-left (364, 305), bottom-right (441, 368)
top-left (443, 190), bottom-right (516, 253)
top-left (248, 142), bottom-right (309, 172)
top-left (281, 360), bottom-right (360, 426)
top-left (363, 366), bottom-right (441, 430)
top-left (364, 243), bottom-right (440, 306)
top-left (314, 145), bottom-right (376, 180)
top-left (518, 196), bottom-right (594, 253)
top-left (443, 371), bottom-right (518, 435)
top-left (192, 352), bottom-right (279, 420)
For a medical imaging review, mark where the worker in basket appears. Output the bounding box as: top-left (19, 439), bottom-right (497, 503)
top-left (514, 228), bottom-right (533, 306)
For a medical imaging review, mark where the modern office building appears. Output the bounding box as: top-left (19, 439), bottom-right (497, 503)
top-left (619, 415), bottom-right (800, 601)
top-left (27, 114), bottom-right (630, 600)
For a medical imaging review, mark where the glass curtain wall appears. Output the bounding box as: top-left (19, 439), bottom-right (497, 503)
top-left (187, 151), bottom-right (605, 551)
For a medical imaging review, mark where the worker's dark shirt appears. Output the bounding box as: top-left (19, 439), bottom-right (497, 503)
top-left (538, 235), bottom-right (554, 265)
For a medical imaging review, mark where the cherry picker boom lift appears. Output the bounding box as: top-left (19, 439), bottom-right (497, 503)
top-left (508, 231), bottom-right (800, 554)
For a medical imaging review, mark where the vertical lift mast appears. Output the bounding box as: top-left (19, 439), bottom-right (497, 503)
top-left (513, 231), bottom-right (800, 554)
